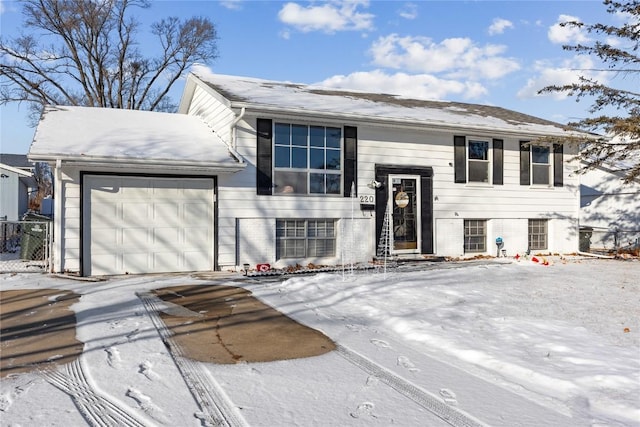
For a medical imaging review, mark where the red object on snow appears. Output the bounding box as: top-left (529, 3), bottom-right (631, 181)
top-left (515, 254), bottom-right (520, 260)
top-left (257, 263), bottom-right (271, 272)
top-left (531, 256), bottom-right (539, 263)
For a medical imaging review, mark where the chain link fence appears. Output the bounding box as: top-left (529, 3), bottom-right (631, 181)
top-left (0, 219), bottom-right (52, 273)
top-left (580, 226), bottom-right (640, 257)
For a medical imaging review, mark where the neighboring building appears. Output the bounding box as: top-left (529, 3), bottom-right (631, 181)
top-left (580, 158), bottom-right (640, 253)
top-left (29, 73), bottom-right (592, 276)
top-left (0, 154), bottom-right (36, 221)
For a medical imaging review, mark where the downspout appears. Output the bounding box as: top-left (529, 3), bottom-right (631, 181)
top-left (230, 107), bottom-right (246, 151)
top-left (53, 159), bottom-right (62, 273)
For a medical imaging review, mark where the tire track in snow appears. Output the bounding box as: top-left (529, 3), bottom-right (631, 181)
top-left (336, 344), bottom-right (488, 427)
top-left (137, 291), bottom-right (248, 427)
top-left (43, 358), bottom-right (146, 427)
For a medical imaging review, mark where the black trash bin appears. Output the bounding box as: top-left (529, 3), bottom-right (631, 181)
top-left (20, 212), bottom-right (51, 260)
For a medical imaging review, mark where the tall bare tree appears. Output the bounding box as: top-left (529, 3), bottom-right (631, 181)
top-left (539, 0), bottom-right (639, 183)
top-left (0, 0), bottom-right (217, 119)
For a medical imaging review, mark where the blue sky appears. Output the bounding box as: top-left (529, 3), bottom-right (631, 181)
top-left (0, 0), bottom-right (625, 154)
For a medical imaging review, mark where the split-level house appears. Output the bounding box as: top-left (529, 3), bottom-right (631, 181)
top-left (29, 73), bottom-right (591, 276)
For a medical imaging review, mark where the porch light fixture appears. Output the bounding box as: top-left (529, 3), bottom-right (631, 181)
top-left (367, 179), bottom-right (383, 189)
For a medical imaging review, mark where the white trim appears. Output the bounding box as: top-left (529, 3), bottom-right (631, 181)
top-left (0, 163), bottom-right (32, 177)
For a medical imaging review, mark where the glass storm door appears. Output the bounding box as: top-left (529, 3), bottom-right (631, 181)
top-left (389, 175), bottom-right (420, 253)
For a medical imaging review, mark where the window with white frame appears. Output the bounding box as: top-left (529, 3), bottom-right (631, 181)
top-left (464, 219), bottom-right (486, 252)
top-left (528, 219), bottom-right (548, 250)
top-left (468, 139), bottom-right (490, 183)
top-left (531, 145), bottom-right (551, 185)
top-left (276, 219), bottom-right (336, 259)
top-left (274, 123), bottom-right (342, 195)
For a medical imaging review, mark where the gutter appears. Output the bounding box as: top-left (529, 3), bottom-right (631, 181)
top-left (29, 155), bottom-right (246, 173)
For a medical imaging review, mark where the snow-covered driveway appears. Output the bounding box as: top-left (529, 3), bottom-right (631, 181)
top-left (1, 257), bottom-right (638, 426)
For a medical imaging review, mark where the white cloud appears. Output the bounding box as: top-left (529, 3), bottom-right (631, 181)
top-left (369, 34), bottom-right (520, 80)
top-left (398, 3), bottom-right (418, 20)
top-left (219, 0), bottom-right (243, 10)
top-left (517, 55), bottom-right (608, 99)
top-left (278, 0), bottom-right (374, 34)
top-left (317, 70), bottom-right (488, 100)
top-left (548, 14), bottom-right (590, 44)
top-left (488, 18), bottom-right (514, 35)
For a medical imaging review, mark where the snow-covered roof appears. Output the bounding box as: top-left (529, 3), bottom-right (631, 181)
top-left (29, 106), bottom-right (244, 171)
top-left (189, 70), bottom-right (589, 138)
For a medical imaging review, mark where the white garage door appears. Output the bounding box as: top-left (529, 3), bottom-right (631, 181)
top-left (83, 175), bottom-right (215, 276)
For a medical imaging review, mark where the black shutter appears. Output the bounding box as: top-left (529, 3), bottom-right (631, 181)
top-left (344, 126), bottom-right (357, 197)
top-left (553, 143), bottom-right (563, 187)
top-left (492, 138), bottom-right (503, 185)
top-left (256, 118), bottom-right (273, 195)
top-left (520, 141), bottom-right (530, 186)
top-left (454, 135), bottom-right (466, 183)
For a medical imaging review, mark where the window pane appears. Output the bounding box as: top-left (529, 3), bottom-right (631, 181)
top-left (528, 219), bottom-right (548, 250)
top-left (308, 239), bottom-right (334, 257)
top-left (532, 146), bottom-right (549, 164)
top-left (291, 125), bottom-right (307, 146)
top-left (326, 174), bottom-right (341, 194)
top-left (272, 123), bottom-right (342, 196)
top-left (468, 140), bottom-right (488, 160)
top-left (469, 160), bottom-right (489, 182)
top-left (326, 149), bottom-right (341, 170)
top-left (464, 220), bottom-right (486, 252)
top-left (275, 146), bottom-right (290, 168)
top-left (532, 165), bottom-right (550, 185)
top-left (292, 147), bottom-right (307, 168)
top-left (310, 126), bottom-right (325, 147)
top-left (310, 173), bottom-right (325, 193)
top-left (274, 171), bottom-right (306, 194)
top-left (277, 219), bottom-right (336, 259)
top-left (310, 148), bottom-right (325, 169)
top-left (274, 123), bottom-right (290, 146)
top-left (326, 127), bottom-right (341, 148)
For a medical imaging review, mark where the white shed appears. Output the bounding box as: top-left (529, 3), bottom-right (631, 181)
top-left (0, 160), bottom-right (35, 221)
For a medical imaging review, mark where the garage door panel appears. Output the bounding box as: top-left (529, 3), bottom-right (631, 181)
top-left (122, 183), bottom-right (151, 199)
top-left (122, 252), bottom-right (151, 275)
top-left (153, 252), bottom-right (181, 271)
top-left (91, 253), bottom-right (119, 274)
top-left (84, 175), bottom-right (215, 275)
top-left (93, 203), bottom-right (119, 224)
top-left (153, 227), bottom-right (180, 246)
top-left (183, 251), bottom-right (211, 270)
top-left (153, 203), bottom-right (180, 223)
top-left (122, 227), bottom-right (151, 249)
top-left (184, 227), bottom-right (211, 247)
top-left (184, 202), bottom-right (211, 222)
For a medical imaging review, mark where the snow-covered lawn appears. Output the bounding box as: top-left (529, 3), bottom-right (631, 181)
top-left (1, 257), bottom-right (638, 426)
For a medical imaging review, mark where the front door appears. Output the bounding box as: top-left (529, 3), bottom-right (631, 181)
top-left (389, 175), bottom-right (420, 253)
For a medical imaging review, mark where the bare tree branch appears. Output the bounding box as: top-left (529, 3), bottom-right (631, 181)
top-left (1, 0), bottom-right (218, 117)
